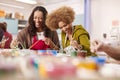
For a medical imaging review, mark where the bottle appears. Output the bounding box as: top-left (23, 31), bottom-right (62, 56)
top-left (108, 20), bottom-right (120, 47)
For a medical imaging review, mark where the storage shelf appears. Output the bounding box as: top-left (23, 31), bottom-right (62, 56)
top-left (18, 20), bottom-right (27, 30)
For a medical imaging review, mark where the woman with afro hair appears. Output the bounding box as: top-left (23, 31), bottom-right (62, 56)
top-left (46, 6), bottom-right (96, 56)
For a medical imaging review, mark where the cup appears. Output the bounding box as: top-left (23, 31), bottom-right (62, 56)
top-left (77, 50), bottom-right (87, 58)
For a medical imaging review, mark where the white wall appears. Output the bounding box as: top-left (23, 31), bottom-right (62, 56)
top-left (90, 0), bottom-right (120, 40)
top-left (44, 0), bottom-right (84, 15)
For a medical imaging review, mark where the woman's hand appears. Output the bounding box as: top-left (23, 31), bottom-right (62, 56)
top-left (44, 37), bottom-right (59, 50)
top-left (70, 39), bottom-right (82, 50)
top-left (10, 38), bottom-right (19, 49)
top-left (44, 37), bottom-right (53, 46)
top-left (90, 40), bottom-right (104, 53)
top-left (0, 41), bottom-right (6, 48)
top-left (0, 36), bottom-right (9, 48)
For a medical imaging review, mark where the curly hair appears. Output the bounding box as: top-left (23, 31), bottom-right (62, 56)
top-left (46, 6), bottom-right (75, 31)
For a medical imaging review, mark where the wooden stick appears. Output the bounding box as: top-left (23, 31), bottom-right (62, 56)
top-left (29, 40), bottom-right (40, 49)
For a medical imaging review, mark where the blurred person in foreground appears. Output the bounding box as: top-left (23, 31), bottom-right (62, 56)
top-left (90, 40), bottom-right (120, 60)
top-left (46, 6), bottom-right (96, 56)
top-left (11, 6), bottom-right (60, 50)
top-left (0, 22), bottom-right (12, 48)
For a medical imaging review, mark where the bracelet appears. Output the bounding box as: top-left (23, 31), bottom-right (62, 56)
top-left (75, 45), bottom-right (83, 50)
top-left (53, 45), bottom-right (59, 50)
top-left (51, 43), bottom-right (56, 50)
top-left (79, 45), bottom-right (83, 49)
top-left (53, 45), bottom-right (56, 49)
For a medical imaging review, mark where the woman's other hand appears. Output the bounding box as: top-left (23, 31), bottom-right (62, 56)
top-left (10, 38), bottom-right (19, 49)
top-left (90, 40), bottom-right (104, 53)
top-left (44, 37), bottom-right (59, 50)
top-left (70, 39), bottom-right (82, 50)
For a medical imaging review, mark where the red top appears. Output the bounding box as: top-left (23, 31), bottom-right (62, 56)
top-left (30, 35), bottom-right (50, 50)
top-left (0, 31), bottom-right (12, 48)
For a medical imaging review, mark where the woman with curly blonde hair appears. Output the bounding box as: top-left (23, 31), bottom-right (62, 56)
top-left (46, 6), bottom-right (96, 56)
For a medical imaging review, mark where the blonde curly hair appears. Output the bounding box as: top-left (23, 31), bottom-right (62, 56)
top-left (46, 6), bottom-right (75, 30)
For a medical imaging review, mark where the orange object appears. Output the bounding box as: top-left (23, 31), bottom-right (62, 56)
top-left (0, 10), bottom-right (5, 17)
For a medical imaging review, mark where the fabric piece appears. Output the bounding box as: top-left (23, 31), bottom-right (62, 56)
top-left (31, 35), bottom-right (50, 50)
